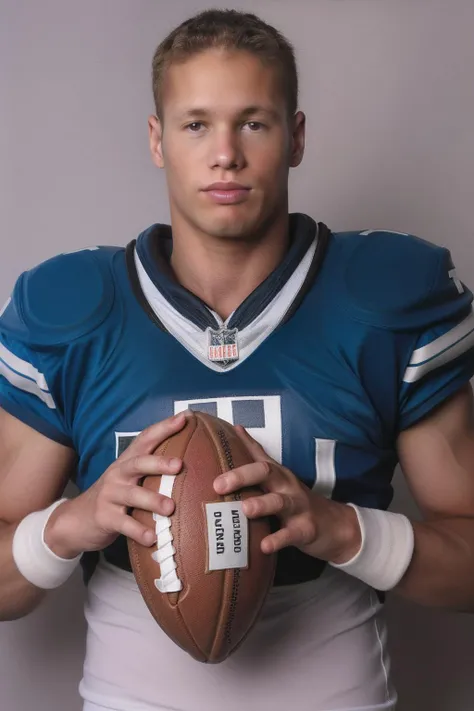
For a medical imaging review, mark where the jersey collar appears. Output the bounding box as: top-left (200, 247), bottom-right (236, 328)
top-left (127, 213), bottom-right (329, 371)
top-left (134, 213), bottom-right (318, 330)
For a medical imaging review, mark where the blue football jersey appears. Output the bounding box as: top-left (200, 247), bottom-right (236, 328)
top-left (1, 213), bottom-right (474, 584)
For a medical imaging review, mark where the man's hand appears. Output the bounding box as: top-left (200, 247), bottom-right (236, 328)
top-left (44, 412), bottom-right (188, 559)
top-left (213, 425), bottom-right (362, 564)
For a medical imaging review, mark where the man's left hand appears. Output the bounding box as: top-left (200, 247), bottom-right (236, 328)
top-left (213, 426), bottom-right (361, 564)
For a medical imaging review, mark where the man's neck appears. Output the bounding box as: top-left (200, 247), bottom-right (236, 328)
top-left (169, 213), bottom-right (290, 321)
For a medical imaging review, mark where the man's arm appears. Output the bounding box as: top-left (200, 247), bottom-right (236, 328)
top-left (0, 408), bottom-right (75, 621)
top-left (394, 382), bottom-right (474, 611)
top-left (213, 383), bottom-right (474, 612)
top-left (0, 407), bottom-right (192, 622)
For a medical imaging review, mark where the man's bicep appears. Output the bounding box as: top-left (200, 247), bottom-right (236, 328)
top-left (0, 407), bottom-right (76, 524)
top-left (397, 383), bottom-right (474, 519)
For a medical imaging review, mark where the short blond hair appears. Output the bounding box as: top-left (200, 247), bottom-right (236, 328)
top-left (152, 9), bottom-right (299, 122)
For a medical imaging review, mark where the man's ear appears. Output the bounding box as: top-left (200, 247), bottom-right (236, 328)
top-left (290, 111), bottom-right (306, 168)
top-left (148, 115), bottom-right (164, 168)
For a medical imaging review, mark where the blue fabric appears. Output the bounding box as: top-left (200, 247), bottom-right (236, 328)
top-left (1, 217), bottom-right (473, 516)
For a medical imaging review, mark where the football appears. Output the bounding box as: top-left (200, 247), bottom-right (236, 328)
top-left (127, 410), bottom-right (276, 663)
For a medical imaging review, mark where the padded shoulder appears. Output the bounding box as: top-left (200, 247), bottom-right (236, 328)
top-left (334, 229), bottom-right (473, 330)
top-left (0, 246), bottom-right (121, 346)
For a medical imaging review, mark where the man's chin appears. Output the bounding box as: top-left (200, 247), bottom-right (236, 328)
top-left (198, 210), bottom-right (261, 241)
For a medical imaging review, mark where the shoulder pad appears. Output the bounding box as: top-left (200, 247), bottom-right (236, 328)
top-left (336, 230), bottom-right (473, 330)
top-left (0, 246), bottom-right (120, 346)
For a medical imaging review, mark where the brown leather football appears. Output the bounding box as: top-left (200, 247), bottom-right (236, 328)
top-left (127, 411), bottom-right (276, 663)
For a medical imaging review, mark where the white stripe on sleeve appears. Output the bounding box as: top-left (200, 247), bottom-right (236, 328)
top-left (403, 309), bottom-right (474, 384)
top-left (0, 345), bottom-right (55, 409)
top-left (407, 307), bottom-right (474, 366)
top-left (0, 298), bottom-right (11, 318)
top-left (0, 343), bottom-right (49, 391)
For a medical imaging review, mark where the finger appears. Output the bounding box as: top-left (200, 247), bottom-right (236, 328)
top-left (234, 425), bottom-right (276, 464)
top-left (242, 492), bottom-right (296, 519)
top-left (115, 484), bottom-right (175, 517)
top-left (119, 515), bottom-right (158, 547)
top-left (118, 412), bottom-right (190, 460)
top-left (213, 461), bottom-right (271, 495)
top-left (119, 454), bottom-right (183, 481)
top-left (260, 527), bottom-right (297, 554)
top-left (262, 514), bottom-right (318, 553)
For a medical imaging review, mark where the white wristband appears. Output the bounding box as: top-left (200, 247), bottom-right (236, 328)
top-left (330, 504), bottom-right (415, 591)
top-left (12, 499), bottom-right (82, 590)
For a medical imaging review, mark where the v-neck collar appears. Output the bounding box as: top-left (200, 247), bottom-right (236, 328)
top-left (126, 213), bottom-right (330, 372)
top-left (134, 213), bottom-right (319, 331)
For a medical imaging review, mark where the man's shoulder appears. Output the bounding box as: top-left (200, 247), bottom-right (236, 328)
top-left (327, 228), bottom-right (471, 331)
top-left (0, 245), bottom-right (124, 346)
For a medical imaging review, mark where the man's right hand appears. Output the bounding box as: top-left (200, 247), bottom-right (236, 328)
top-left (44, 412), bottom-right (188, 559)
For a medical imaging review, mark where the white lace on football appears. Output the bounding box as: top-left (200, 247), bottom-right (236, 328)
top-left (151, 475), bottom-right (183, 593)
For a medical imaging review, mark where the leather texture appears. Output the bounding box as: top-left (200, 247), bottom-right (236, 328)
top-left (128, 411), bottom-right (276, 663)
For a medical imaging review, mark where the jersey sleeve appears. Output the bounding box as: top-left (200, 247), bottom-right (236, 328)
top-left (340, 228), bottom-right (474, 432)
top-left (0, 296), bottom-right (72, 446)
top-left (398, 293), bottom-right (474, 431)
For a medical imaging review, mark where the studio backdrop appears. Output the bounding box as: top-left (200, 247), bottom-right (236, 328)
top-left (1, 2), bottom-right (474, 710)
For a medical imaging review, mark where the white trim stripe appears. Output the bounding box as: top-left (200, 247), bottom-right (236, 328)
top-left (359, 230), bottom-right (408, 237)
top-left (313, 439), bottom-right (336, 499)
top-left (0, 297), bottom-right (11, 318)
top-left (407, 307), bottom-right (474, 366)
top-left (0, 360), bottom-right (55, 408)
top-left (115, 431), bottom-right (141, 459)
top-left (134, 235), bottom-right (318, 373)
top-left (0, 343), bottom-right (50, 391)
top-left (403, 327), bottom-right (474, 383)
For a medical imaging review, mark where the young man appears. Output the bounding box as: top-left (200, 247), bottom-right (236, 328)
top-left (1, 8), bottom-right (474, 711)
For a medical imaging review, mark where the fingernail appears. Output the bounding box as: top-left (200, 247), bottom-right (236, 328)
top-left (242, 500), bottom-right (253, 516)
top-left (170, 457), bottom-right (181, 469)
top-left (164, 499), bottom-right (174, 515)
top-left (145, 530), bottom-right (157, 545)
top-left (215, 474), bottom-right (228, 491)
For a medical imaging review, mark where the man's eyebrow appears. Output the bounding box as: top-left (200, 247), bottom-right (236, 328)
top-left (240, 106), bottom-right (280, 120)
top-left (176, 106), bottom-right (280, 121)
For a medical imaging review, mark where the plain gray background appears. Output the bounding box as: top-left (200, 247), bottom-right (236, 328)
top-left (1, 1), bottom-right (474, 709)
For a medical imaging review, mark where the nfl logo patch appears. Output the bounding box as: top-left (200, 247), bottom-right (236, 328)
top-left (207, 327), bottom-right (239, 366)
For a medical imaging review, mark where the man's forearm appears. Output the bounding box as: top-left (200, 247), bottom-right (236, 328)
top-left (0, 519), bottom-right (46, 621)
top-left (395, 517), bottom-right (474, 611)
top-left (320, 501), bottom-right (474, 610)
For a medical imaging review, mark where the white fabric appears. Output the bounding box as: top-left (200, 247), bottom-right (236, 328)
top-left (79, 558), bottom-right (397, 711)
top-left (0, 342), bottom-right (55, 408)
top-left (0, 342), bottom-right (50, 391)
top-left (12, 499), bottom-right (81, 589)
top-left (403, 305), bottom-right (474, 383)
top-left (134, 233), bottom-right (318, 373)
top-left (313, 438), bottom-right (337, 498)
top-left (331, 505), bottom-right (415, 592)
top-left (0, 297), bottom-right (11, 317)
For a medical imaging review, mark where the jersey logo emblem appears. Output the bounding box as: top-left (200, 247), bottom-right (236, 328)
top-left (207, 327), bottom-right (239, 366)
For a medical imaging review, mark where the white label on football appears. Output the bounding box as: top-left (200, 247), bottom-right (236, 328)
top-left (205, 501), bottom-right (248, 571)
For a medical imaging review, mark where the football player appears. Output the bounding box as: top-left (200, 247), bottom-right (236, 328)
top-left (2, 9), bottom-right (474, 711)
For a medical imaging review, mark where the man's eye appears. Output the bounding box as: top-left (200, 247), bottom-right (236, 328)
top-left (245, 122), bottom-right (264, 131)
top-left (185, 121), bottom-right (264, 133)
top-left (186, 122), bottom-right (204, 132)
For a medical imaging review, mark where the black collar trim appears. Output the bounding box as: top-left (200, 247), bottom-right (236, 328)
top-left (126, 215), bottom-right (331, 334)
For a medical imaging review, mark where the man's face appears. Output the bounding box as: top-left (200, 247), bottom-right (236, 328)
top-left (149, 49), bottom-right (305, 241)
